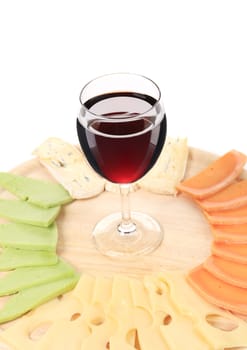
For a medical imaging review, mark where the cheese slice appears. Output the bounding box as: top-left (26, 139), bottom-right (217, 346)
top-left (91, 275), bottom-right (112, 305)
top-left (0, 222), bottom-right (57, 251)
top-left (0, 259), bottom-right (76, 296)
top-left (80, 314), bottom-right (117, 350)
top-left (39, 317), bottom-right (91, 350)
top-left (0, 172), bottom-right (72, 208)
top-left (33, 137), bottom-right (105, 199)
top-left (38, 318), bottom-right (90, 350)
top-left (71, 273), bottom-right (95, 304)
top-left (143, 274), bottom-right (210, 349)
top-left (139, 137), bottom-right (189, 195)
top-left (0, 248), bottom-right (57, 270)
top-left (0, 199), bottom-right (60, 227)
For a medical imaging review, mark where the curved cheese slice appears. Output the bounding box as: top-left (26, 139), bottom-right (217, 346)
top-left (211, 241), bottom-right (247, 264)
top-left (203, 255), bottom-right (247, 288)
top-left (211, 222), bottom-right (247, 243)
top-left (204, 204), bottom-right (247, 225)
top-left (198, 179), bottom-right (247, 211)
top-left (177, 150), bottom-right (247, 199)
top-left (187, 265), bottom-right (247, 315)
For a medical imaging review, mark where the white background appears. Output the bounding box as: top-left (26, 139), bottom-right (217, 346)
top-left (0, 0), bottom-right (246, 171)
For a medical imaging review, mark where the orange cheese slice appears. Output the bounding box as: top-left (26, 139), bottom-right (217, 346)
top-left (177, 150), bottom-right (247, 199)
top-left (187, 265), bottom-right (247, 315)
top-left (198, 179), bottom-right (247, 211)
top-left (204, 204), bottom-right (247, 225)
top-left (211, 223), bottom-right (247, 243)
top-left (212, 241), bottom-right (247, 263)
top-left (203, 255), bottom-right (247, 288)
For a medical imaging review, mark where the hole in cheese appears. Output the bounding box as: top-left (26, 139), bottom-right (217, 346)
top-left (134, 329), bottom-right (142, 350)
top-left (206, 314), bottom-right (239, 332)
top-left (29, 322), bottom-right (52, 341)
top-left (126, 329), bottom-right (142, 349)
top-left (70, 312), bottom-right (81, 321)
top-left (163, 314), bottom-right (172, 325)
top-left (105, 341), bottom-right (110, 349)
top-left (155, 310), bottom-right (172, 326)
top-left (155, 287), bottom-right (164, 295)
top-left (90, 316), bottom-right (104, 326)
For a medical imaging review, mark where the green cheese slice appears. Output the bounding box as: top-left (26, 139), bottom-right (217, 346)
top-left (0, 258), bottom-right (77, 296)
top-left (0, 172), bottom-right (72, 208)
top-left (0, 273), bottom-right (79, 323)
top-left (0, 222), bottom-right (57, 251)
top-left (0, 248), bottom-right (58, 270)
top-left (0, 199), bottom-right (60, 227)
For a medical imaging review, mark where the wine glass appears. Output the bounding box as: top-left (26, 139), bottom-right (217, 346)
top-left (77, 73), bottom-right (167, 257)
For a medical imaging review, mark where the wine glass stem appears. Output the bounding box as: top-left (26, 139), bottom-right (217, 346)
top-left (118, 184), bottom-right (136, 235)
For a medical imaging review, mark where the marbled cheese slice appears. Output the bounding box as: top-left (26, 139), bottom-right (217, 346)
top-left (33, 138), bottom-right (105, 199)
top-left (139, 137), bottom-right (189, 195)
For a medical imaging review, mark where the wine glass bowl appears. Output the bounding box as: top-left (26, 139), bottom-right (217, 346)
top-left (77, 73), bottom-right (167, 257)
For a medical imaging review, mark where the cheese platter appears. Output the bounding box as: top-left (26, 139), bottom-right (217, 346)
top-left (0, 146), bottom-right (247, 349)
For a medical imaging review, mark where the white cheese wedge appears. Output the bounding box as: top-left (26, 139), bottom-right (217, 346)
top-left (138, 137), bottom-right (189, 195)
top-left (33, 138), bottom-right (105, 199)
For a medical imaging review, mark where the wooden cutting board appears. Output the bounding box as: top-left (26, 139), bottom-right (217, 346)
top-left (1, 147), bottom-right (247, 349)
top-left (0, 147), bottom-right (222, 277)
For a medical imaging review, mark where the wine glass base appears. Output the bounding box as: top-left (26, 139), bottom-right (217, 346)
top-left (92, 211), bottom-right (164, 258)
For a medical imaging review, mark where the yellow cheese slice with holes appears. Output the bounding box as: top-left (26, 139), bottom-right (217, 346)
top-left (139, 137), bottom-right (189, 195)
top-left (38, 318), bottom-right (90, 350)
top-left (142, 274), bottom-right (210, 349)
top-left (80, 317), bottom-right (117, 350)
top-left (0, 292), bottom-right (82, 350)
top-left (0, 272), bottom-right (247, 350)
top-left (161, 271), bottom-right (247, 349)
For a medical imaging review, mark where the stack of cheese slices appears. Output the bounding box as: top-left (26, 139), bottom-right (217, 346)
top-left (177, 149), bottom-right (247, 316)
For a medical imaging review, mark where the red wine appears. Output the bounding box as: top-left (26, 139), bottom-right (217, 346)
top-left (77, 92), bottom-right (166, 183)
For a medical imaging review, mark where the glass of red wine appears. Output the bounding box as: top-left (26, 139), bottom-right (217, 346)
top-left (77, 73), bottom-right (167, 257)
